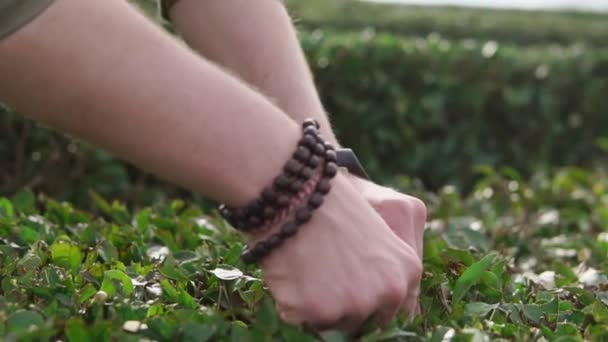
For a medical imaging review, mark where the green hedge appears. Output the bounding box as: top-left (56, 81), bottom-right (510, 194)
top-left (2, 30), bottom-right (608, 200)
top-left (303, 30), bottom-right (608, 189)
top-left (3, 167), bottom-right (608, 340)
top-left (287, 0), bottom-right (608, 47)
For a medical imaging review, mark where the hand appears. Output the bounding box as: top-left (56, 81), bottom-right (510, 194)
top-left (348, 175), bottom-right (427, 316)
top-left (252, 173), bottom-right (422, 332)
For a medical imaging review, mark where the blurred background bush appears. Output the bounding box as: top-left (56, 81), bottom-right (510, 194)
top-left (1, 0), bottom-right (607, 206)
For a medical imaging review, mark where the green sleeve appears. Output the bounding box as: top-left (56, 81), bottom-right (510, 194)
top-left (0, 0), bottom-right (55, 41)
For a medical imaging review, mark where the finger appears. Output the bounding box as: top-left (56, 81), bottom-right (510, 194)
top-left (372, 200), bottom-right (422, 259)
top-left (401, 295), bottom-right (419, 323)
top-left (374, 280), bottom-right (408, 329)
top-left (375, 296), bottom-right (406, 327)
top-left (401, 277), bottom-right (422, 322)
top-left (403, 195), bottom-right (427, 258)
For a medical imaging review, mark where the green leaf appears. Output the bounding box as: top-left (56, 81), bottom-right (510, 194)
top-left (100, 269), bottom-right (134, 297)
top-left (523, 304), bottom-right (544, 323)
top-left (583, 300), bottom-right (608, 324)
top-left (159, 279), bottom-right (197, 309)
top-left (159, 257), bottom-right (190, 282)
top-left (65, 318), bottom-right (92, 342)
top-left (209, 265), bottom-right (245, 281)
top-left (0, 198), bottom-right (14, 219)
top-left (79, 284), bottom-right (98, 303)
top-left (361, 327), bottom-right (417, 341)
top-left (11, 191), bottom-right (35, 214)
top-left (465, 302), bottom-right (499, 317)
top-left (253, 298), bottom-right (279, 336)
top-left (230, 321), bottom-right (251, 342)
top-left (541, 296), bottom-right (559, 314)
top-left (452, 253), bottom-right (497, 303)
top-left (50, 241), bottom-right (84, 273)
top-left (98, 240), bottom-right (119, 264)
top-left (6, 310), bottom-right (44, 334)
top-left (181, 321), bottom-right (216, 342)
top-left (322, 331), bottom-right (348, 342)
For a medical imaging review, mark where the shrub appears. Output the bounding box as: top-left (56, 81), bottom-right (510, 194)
top-left (303, 30), bottom-right (608, 189)
top-left (287, 0), bottom-right (608, 47)
top-left (2, 167), bottom-right (608, 340)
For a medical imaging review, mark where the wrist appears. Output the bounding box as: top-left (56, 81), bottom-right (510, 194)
top-left (246, 165), bottom-right (324, 244)
top-left (219, 119), bottom-right (339, 264)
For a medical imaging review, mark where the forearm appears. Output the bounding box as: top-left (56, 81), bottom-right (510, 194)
top-left (168, 0), bottom-right (338, 144)
top-left (0, 0), bottom-right (300, 206)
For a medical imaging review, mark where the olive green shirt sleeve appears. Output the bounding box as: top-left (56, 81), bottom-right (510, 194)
top-left (0, 0), bottom-right (55, 41)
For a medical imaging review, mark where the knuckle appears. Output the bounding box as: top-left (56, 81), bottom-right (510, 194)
top-left (408, 197), bottom-right (428, 221)
top-left (410, 259), bottom-right (423, 281)
top-left (349, 298), bottom-right (374, 319)
top-left (382, 278), bottom-right (407, 303)
top-left (306, 301), bottom-right (341, 324)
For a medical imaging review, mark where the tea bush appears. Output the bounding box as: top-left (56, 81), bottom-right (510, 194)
top-left (2, 167), bottom-right (608, 340)
top-left (287, 0), bottom-right (608, 47)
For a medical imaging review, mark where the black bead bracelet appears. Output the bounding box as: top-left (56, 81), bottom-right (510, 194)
top-left (219, 119), bottom-right (330, 233)
top-left (241, 160), bottom-right (338, 264)
top-left (240, 136), bottom-right (339, 264)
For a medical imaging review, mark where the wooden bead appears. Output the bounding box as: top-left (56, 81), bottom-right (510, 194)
top-left (317, 179), bottom-right (331, 194)
top-left (241, 249), bottom-right (256, 264)
top-left (294, 146), bottom-right (311, 162)
top-left (247, 215), bottom-right (262, 228)
top-left (308, 193), bottom-right (324, 209)
top-left (308, 155), bottom-right (321, 168)
top-left (255, 240), bottom-right (271, 256)
top-left (219, 205), bottom-right (231, 219)
top-left (233, 220), bottom-right (245, 230)
top-left (295, 208), bottom-right (312, 224)
top-left (277, 195), bottom-right (290, 207)
top-left (274, 174), bottom-right (290, 190)
top-left (280, 221), bottom-right (299, 238)
top-left (324, 142), bottom-right (335, 151)
top-left (289, 180), bottom-right (304, 193)
top-left (303, 126), bottom-right (318, 136)
top-left (299, 166), bottom-right (314, 180)
top-left (325, 150), bottom-right (337, 163)
top-left (302, 118), bottom-right (319, 129)
top-left (284, 159), bottom-right (303, 175)
top-left (249, 199), bottom-right (264, 215)
top-left (324, 162), bottom-right (338, 177)
top-left (313, 143), bottom-right (325, 156)
top-left (232, 207), bottom-right (246, 219)
top-left (267, 235), bottom-right (283, 249)
top-left (263, 206), bottom-right (277, 219)
top-left (262, 187), bottom-right (278, 203)
top-left (300, 134), bottom-right (317, 149)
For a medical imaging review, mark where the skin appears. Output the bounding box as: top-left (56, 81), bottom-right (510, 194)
top-left (169, 0), bottom-right (427, 323)
top-left (0, 0), bottom-right (426, 332)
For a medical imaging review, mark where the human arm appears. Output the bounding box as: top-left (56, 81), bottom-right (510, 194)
top-left (166, 0), bottom-right (427, 315)
top-left (0, 0), bottom-right (421, 330)
top-left (0, 0), bottom-right (301, 206)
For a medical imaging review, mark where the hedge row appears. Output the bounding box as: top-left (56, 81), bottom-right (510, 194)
top-left (286, 0), bottom-right (608, 47)
top-left (3, 166), bottom-right (608, 340)
top-left (2, 30), bottom-right (608, 201)
top-left (304, 30), bottom-right (608, 189)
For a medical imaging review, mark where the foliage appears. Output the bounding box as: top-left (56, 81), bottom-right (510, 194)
top-left (286, 0), bottom-right (608, 47)
top-left (2, 167), bottom-right (608, 340)
top-left (302, 30), bottom-right (608, 189)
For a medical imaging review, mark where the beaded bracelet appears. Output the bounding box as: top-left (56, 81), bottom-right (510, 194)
top-left (218, 119), bottom-right (333, 233)
top-left (240, 145), bottom-right (338, 264)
